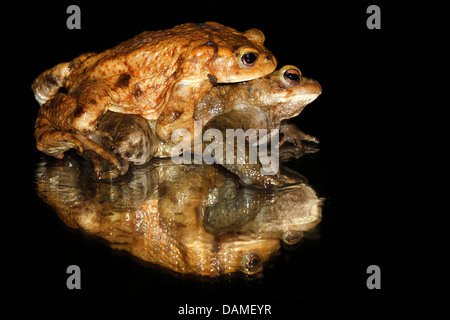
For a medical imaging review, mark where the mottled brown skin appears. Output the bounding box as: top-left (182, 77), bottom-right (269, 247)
top-left (96, 65), bottom-right (321, 185)
top-left (83, 112), bottom-right (157, 178)
top-left (32, 22), bottom-right (277, 178)
top-left (35, 156), bottom-right (322, 276)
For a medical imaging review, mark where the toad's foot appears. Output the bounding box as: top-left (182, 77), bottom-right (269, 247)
top-left (279, 123), bottom-right (320, 161)
top-left (254, 173), bottom-right (302, 188)
top-left (83, 147), bottom-right (129, 180)
top-left (279, 123), bottom-right (319, 148)
top-left (279, 144), bottom-right (320, 162)
top-left (36, 125), bottom-right (123, 179)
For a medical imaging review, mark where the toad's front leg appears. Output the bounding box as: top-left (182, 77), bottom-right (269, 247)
top-left (278, 123), bottom-right (320, 161)
top-left (279, 123), bottom-right (319, 148)
top-left (155, 79), bottom-right (213, 141)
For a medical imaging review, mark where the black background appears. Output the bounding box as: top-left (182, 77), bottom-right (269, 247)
top-left (3, 0), bottom-right (449, 305)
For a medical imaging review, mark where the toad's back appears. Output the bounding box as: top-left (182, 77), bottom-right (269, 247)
top-left (65, 22), bottom-right (274, 119)
top-left (65, 24), bottom-right (212, 118)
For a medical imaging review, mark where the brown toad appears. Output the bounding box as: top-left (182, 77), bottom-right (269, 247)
top-left (199, 65), bottom-right (321, 186)
top-left (32, 22), bottom-right (277, 177)
top-left (92, 65), bottom-right (321, 186)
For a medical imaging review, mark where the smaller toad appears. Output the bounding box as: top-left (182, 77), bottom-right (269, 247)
top-left (198, 65), bottom-right (321, 186)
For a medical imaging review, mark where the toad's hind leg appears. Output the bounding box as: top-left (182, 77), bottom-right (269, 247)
top-left (31, 52), bottom-right (96, 105)
top-left (35, 114), bottom-right (124, 179)
top-left (35, 93), bottom-right (123, 178)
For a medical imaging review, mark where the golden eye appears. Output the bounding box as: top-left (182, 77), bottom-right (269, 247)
top-left (284, 69), bottom-right (301, 84)
top-left (241, 52), bottom-right (258, 66)
top-left (241, 253), bottom-right (262, 274)
top-left (282, 231), bottom-right (303, 245)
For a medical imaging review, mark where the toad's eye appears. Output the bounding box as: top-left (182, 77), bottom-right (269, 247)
top-left (284, 69), bottom-right (301, 84)
top-left (241, 52), bottom-right (258, 66)
top-left (282, 231), bottom-right (303, 245)
top-left (241, 253), bottom-right (262, 274)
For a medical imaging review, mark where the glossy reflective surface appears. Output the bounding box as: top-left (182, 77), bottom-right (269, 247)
top-left (35, 155), bottom-right (322, 277)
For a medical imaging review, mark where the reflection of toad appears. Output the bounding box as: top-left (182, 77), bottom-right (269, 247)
top-left (36, 156), bottom-right (322, 276)
top-left (33, 22), bottom-right (276, 177)
top-left (80, 65), bottom-right (321, 187)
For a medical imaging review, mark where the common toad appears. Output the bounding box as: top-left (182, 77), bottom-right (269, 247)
top-left (199, 65), bottom-right (321, 186)
top-left (32, 22), bottom-right (277, 177)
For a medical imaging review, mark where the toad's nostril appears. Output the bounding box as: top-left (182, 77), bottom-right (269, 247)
top-left (265, 55), bottom-right (272, 60)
